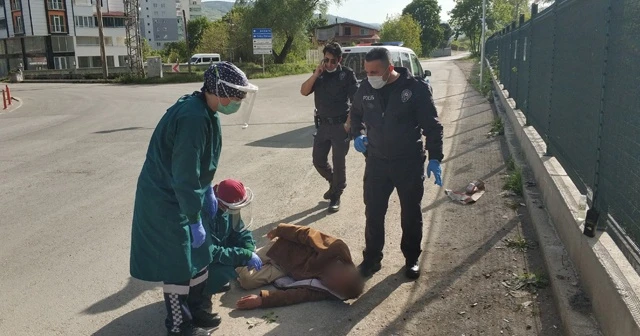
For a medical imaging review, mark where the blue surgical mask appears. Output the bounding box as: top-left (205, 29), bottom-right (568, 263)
top-left (217, 100), bottom-right (241, 115)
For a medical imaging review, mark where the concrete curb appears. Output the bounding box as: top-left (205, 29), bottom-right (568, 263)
top-left (0, 97), bottom-right (22, 115)
top-left (487, 60), bottom-right (640, 336)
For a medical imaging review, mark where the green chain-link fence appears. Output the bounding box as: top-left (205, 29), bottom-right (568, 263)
top-left (485, 0), bottom-right (640, 272)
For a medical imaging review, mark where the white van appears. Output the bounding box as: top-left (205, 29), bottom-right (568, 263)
top-left (342, 45), bottom-right (431, 83)
top-left (189, 53), bottom-right (221, 65)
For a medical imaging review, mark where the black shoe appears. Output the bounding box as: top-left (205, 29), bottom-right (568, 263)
top-left (167, 324), bottom-right (211, 336)
top-left (215, 282), bottom-right (231, 293)
top-left (192, 309), bottom-right (222, 329)
top-left (323, 187), bottom-right (332, 200)
top-left (405, 260), bottom-right (420, 279)
top-left (329, 196), bottom-right (340, 212)
top-left (357, 260), bottom-right (381, 278)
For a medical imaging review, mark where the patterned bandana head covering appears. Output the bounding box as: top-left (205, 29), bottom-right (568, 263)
top-left (202, 61), bottom-right (249, 99)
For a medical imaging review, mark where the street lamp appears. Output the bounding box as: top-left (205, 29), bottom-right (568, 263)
top-left (480, 0), bottom-right (486, 86)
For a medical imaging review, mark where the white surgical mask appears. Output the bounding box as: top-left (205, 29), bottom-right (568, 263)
top-left (368, 69), bottom-right (389, 89)
top-left (325, 68), bottom-right (337, 73)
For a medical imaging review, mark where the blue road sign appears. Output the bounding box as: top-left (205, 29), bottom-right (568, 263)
top-left (252, 28), bottom-right (272, 39)
top-left (252, 33), bottom-right (272, 39)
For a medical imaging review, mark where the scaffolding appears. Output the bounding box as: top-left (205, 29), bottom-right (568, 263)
top-left (123, 0), bottom-right (145, 77)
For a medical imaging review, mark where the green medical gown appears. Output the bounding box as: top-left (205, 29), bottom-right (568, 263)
top-left (130, 92), bottom-right (221, 283)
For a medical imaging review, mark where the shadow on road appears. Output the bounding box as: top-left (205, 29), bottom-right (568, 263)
top-left (93, 127), bottom-right (153, 134)
top-left (82, 277), bottom-right (157, 315)
top-left (245, 125), bottom-right (315, 149)
top-left (91, 301), bottom-right (166, 336)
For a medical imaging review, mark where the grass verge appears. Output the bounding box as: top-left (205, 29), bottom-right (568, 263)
top-left (503, 156), bottom-right (523, 196)
top-left (469, 56), bottom-right (493, 98)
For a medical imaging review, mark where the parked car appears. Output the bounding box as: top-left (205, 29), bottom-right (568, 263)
top-left (342, 45), bottom-right (431, 85)
top-left (188, 53), bottom-right (222, 65)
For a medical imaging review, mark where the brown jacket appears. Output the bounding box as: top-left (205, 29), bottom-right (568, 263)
top-left (259, 223), bottom-right (354, 308)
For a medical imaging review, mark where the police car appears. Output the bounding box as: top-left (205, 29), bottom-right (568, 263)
top-left (342, 43), bottom-right (432, 84)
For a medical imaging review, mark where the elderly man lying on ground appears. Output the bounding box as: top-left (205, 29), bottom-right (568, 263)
top-left (234, 224), bottom-right (365, 309)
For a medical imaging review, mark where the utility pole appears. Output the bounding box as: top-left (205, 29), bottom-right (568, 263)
top-left (96, 0), bottom-right (108, 79)
top-left (183, 10), bottom-right (191, 74)
top-left (480, 0), bottom-right (486, 86)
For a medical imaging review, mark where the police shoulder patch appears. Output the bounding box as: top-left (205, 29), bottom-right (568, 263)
top-left (339, 72), bottom-right (346, 80)
top-left (401, 89), bottom-right (412, 103)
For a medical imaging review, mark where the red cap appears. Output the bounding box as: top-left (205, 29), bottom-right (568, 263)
top-left (213, 179), bottom-right (246, 204)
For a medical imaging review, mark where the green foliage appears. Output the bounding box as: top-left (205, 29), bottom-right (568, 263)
top-left (197, 19), bottom-right (229, 56)
top-left (237, 0), bottom-right (341, 63)
top-left (402, 0), bottom-right (443, 56)
top-left (115, 72), bottom-right (205, 84)
top-left (187, 17), bottom-right (212, 52)
top-left (439, 22), bottom-right (454, 48)
top-left (504, 166), bottom-right (523, 196)
top-left (161, 41), bottom-right (189, 63)
top-left (380, 14), bottom-right (422, 55)
top-left (141, 38), bottom-right (161, 60)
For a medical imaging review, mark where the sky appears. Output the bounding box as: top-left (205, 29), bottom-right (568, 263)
top-left (326, 0), bottom-right (456, 24)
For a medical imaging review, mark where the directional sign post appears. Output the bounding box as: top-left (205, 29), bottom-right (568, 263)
top-left (252, 28), bottom-right (273, 74)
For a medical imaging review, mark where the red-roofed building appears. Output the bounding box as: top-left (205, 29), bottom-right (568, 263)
top-left (315, 21), bottom-right (381, 46)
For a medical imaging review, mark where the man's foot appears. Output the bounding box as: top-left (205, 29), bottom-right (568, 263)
top-left (405, 260), bottom-right (420, 279)
top-left (215, 282), bottom-right (231, 293)
top-left (167, 324), bottom-right (211, 336)
top-left (357, 260), bottom-right (381, 278)
top-left (329, 196), bottom-right (340, 213)
top-left (192, 309), bottom-right (222, 329)
top-left (323, 187), bottom-right (332, 200)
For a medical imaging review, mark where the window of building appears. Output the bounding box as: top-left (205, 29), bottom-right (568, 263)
top-left (344, 27), bottom-right (351, 36)
top-left (0, 40), bottom-right (5, 54)
top-left (54, 56), bottom-right (70, 69)
top-left (107, 56), bottom-right (114, 67)
top-left (101, 17), bottom-right (125, 28)
top-left (51, 15), bottom-right (66, 33)
top-left (52, 36), bottom-right (74, 52)
top-left (75, 16), bottom-right (96, 28)
top-left (160, 3), bottom-right (164, 7)
top-left (0, 19), bottom-right (7, 30)
top-left (118, 55), bottom-right (129, 66)
top-left (10, 0), bottom-right (21, 10)
top-left (28, 57), bottom-right (48, 70)
top-left (76, 36), bottom-right (100, 45)
top-left (156, 42), bottom-right (160, 47)
top-left (48, 0), bottom-right (64, 10)
top-left (14, 15), bottom-right (24, 34)
top-left (360, 28), bottom-right (368, 36)
top-left (77, 56), bottom-right (91, 68)
top-left (153, 3), bottom-right (157, 7)
top-left (24, 36), bottom-right (46, 53)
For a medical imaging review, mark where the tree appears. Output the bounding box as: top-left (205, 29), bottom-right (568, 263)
top-left (402, 0), bottom-right (444, 56)
top-left (186, 17), bottom-right (211, 52)
top-left (439, 22), bottom-right (454, 48)
top-left (449, 0), bottom-right (485, 54)
top-left (197, 20), bottom-right (230, 56)
top-left (238, 0), bottom-right (342, 64)
top-left (380, 14), bottom-right (422, 55)
top-left (162, 41), bottom-right (189, 62)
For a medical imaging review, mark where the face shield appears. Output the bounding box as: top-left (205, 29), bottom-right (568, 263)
top-left (220, 187), bottom-right (254, 232)
top-left (216, 77), bottom-right (259, 129)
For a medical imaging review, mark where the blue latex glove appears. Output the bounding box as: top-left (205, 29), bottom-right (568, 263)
top-left (247, 252), bottom-right (262, 271)
top-left (203, 186), bottom-right (218, 218)
top-left (189, 220), bottom-right (207, 248)
top-left (426, 159), bottom-right (443, 187)
top-left (354, 135), bottom-right (368, 153)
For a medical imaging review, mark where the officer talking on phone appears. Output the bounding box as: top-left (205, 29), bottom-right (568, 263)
top-left (350, 47), bottom-right (444, 280)
top-left (300, 42), bottom-right (358, 212)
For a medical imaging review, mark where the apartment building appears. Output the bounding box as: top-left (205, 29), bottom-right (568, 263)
top-left (0, 0), bottom-right (129, 75)
top-left (139, 0), bottom-right (179, 50)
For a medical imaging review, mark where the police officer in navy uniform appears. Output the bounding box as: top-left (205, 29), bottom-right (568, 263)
top-left (350, 47), bottom-right (444, 280)
top-left (301, 42), bottom-right (359, 212)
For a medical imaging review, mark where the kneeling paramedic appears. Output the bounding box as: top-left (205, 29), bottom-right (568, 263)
top-left (350, 47), bottom-right (444, 280)
top-left (203, 179), bottom-right (262, 296)
top-left (300, 42), bottom-right (359, 212)
top-left (129, 62), bottom-right (258, 336)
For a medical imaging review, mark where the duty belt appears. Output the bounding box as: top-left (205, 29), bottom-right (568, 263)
top-left (315, 114), bottom-right (348, 126)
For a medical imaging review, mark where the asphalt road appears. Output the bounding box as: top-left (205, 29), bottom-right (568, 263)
top-left (0, 53), bottom-right (561, 336)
